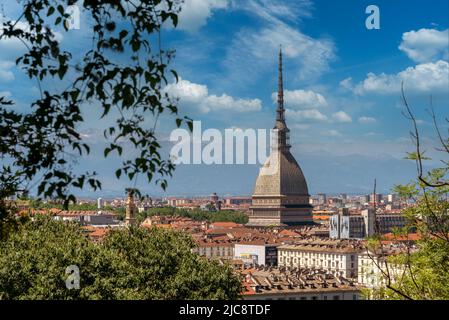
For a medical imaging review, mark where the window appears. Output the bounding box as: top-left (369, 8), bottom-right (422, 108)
top-left (353, 295), bottom-right (357, 300)
top-left (311, 296), bottom-right (318, 300)
top-left (323, 296), bottom-right (328, 300)
top-left (333, 296), bottom-right (340, 300)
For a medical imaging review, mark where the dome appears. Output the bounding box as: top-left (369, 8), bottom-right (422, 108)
top-left (253, 150), bottom-right (309, 196)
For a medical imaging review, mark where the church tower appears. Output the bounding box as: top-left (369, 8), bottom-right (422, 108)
top-left (125, 188), bottom-right (137, 226)
top-left (247, 48), bottom-right (314, 227)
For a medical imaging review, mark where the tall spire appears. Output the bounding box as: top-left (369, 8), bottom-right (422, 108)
top-left (274, 46), bottom-right (290, 150)
top-left (277, 46), bottom-right (285, 122)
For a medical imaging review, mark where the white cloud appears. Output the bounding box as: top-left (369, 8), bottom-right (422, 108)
top-left (358, 116), bottom-right (376, 124)
top-left (241, 0), bottom-right (314, 24)
top-left (178, 0), bottom-right (228, 33)
top-left (225, 23), bottom-right (335, 83)
top-left (286, 108), bottom-right (328, 123)
top-left (339, 77), bottom-right (353, 90)
top-left (0, 19), bottom-right (63, 50)
top-left (164, 78), bottom-right (262, 114)
top-left (271, 89), bottom-right (327, 109)
top-left (0, 61), bottom-right (15, 82)
top-left (0, 91), bottom-right (11, 98)
top-left (332, 111), bottom-right (352, 123)
top-left (321, 129), bottom-right (341, 137)
top-left (350, 60), bottom-right (449, 95)
top-left (399, 28), bottom-right (449, 63)
top-left (222, 0), bottom-right (335, 86)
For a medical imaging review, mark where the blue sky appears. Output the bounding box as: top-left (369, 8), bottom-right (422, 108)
top-left (1, 0), bottom-right (448, 197)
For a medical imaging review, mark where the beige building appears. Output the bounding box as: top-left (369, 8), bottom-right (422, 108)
top-left (358, 249), bottom-right (405, 289)
top-left (278, 240), bottom-right (361, 279)
top-left (194, 242), bottom-right (235, 260)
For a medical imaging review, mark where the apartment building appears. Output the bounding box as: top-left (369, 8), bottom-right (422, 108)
top-left (277, 239), bottom-right (361, 279)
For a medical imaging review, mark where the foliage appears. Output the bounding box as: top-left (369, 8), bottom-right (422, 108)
top-left (0, 216), bottom-right (242, 300)
top-left (373, 175), bottom-right (449, 300)
top-left (367, 87), bottom-right (449, 300)
top-left (138, 207), bottom-right (249, 224)
top-left (0, 0), bottom-right (192, 211)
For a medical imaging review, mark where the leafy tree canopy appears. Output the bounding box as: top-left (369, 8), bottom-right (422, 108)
top-left (0, 216), bottom-right (242, 300)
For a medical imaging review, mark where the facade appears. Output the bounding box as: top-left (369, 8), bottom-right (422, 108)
top-left (330, 209), bottom-right (407, 239)
top-left (194, 242), bottom-right (234, 260)
top-left (241, 267), bottom-right (360, 300)
top-left (277, 241), bottom-right (360, 279)
top-left (54, 211), bottom-right (117, 226)
top-left (358, 250), bottom-right (404, 289)
top-left (234, 243), bottom-right (279, 266)
top-left (248, 49), bottom-right (313, 227)
top-left (317, 194), bottom-right (327, 205)
top-left (224, 197), bottom-right (252, 206)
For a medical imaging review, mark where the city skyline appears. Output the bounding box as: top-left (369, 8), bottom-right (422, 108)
top-left (1, 0), bottom-right (448, 304)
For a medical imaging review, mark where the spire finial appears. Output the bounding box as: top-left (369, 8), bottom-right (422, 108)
top-left (274, 47), bottom-right (290, 150)
top-left (277, 45), bottom-right (284, 121)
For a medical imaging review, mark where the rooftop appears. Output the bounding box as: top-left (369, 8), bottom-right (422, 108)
top-left (240, 266), bottom-right (359, 296)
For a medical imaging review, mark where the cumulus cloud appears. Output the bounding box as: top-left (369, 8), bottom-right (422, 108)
top-left (164, 78), bottom-right (262, 114)
top-left (358, 116), bottom-right (376, 124)
top-left (177, 0), bottom-right (228, 33)
top-left (271, 89), bottom-right (327, 109)
top-left (285, 108), bottom-right (328, 123)
top-left (0, 61), bottom-right (15, 82)
top-left (332, 111), bottom-right (352, 123)
top-left (348, 60), bottom-right (449, 95)
top-left (399, 28), bottom-right (449, 63)
top-left (339, 77), bottom-right (353, 90)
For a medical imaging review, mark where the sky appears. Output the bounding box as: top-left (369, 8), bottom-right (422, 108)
top-left (1, 0), bottom-right (449, 198)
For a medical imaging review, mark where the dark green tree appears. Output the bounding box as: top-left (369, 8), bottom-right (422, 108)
top-left (0, 216), bottom-right (242, 299)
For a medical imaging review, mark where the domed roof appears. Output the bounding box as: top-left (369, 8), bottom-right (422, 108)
top-left (252, 47), bottom-right (309, 198)
top-left (253, 150), bottom-right (309, 196)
